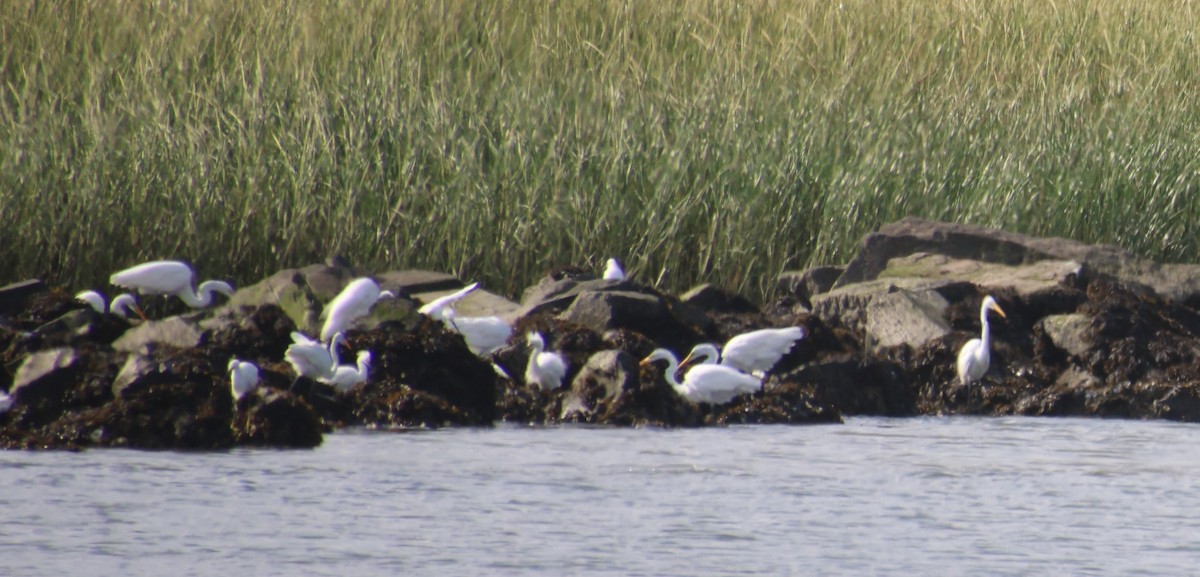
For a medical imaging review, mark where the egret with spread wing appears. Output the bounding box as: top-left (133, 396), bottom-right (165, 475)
top-left (640, 348), bottom-right (762, 405)
top-left (680, 326), bottom-right (806, 376)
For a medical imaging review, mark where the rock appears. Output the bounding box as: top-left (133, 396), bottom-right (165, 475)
top-left (233, 389), bottom-right (323, 448)
top-left (780, 358), bottom-right (916, 416)
top-left (412, 285), bottom-right (520, 319)
top-left (833, 217), bottom-right (1200, 305)
top-left (777, 266), bottom-right (844, 303)
top-left (561, 290), bottom-right (712, 354)
top-left (375, 270), bottom-right (464, 295)
top-left (33, 309), bottom-right (97, 338)
top-left (834, 216), bottom-right (1136, 289)
top-left (349, 318), bottom-right (500, 426)
top-left (0, 279), bottom-right (47, 317)
top-left (1039, 314), bottom-right (1092, 357)
top-left (112, 316), bottom-right (203, 355)
top-left (11, 348), bottom-right (80, 400)
top-left (679, 283), bottom-right (759, 314)
top-left (96, 376), bottom-right (237, 450)
top-left (864, 287), bottom-right (952, 353)
top-left (226, 267), bottom-right (417, 336)
top-left (708, 381), bottom-right (843, 425)
top-left (224, 268), bottom-right (325, 333)
top-left (516, 274), bottom-right (663, 318)
top-left (558, 350), bottom-right (640, 423)
top-left (811, 278), bottom-right (967, 337)
top-left (880, 253), bottom-right (1083, 300)
top-left (111, 354), bottom-right (163, 399)
top-left (559, 349), bottom-right (700, 426)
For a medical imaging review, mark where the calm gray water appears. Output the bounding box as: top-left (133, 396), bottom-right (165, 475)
top-left (2, 417), bottom-right (1199, 576)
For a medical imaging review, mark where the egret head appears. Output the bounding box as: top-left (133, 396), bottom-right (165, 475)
top-left (982, 295), bottom-right (1007, 319)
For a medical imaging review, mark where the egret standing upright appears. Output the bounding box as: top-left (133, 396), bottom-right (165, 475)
top-left (956, 295), bottom-right (1007, 385)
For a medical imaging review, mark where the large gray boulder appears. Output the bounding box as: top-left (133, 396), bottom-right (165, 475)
top-left (1039, 313), bottom-right (1092, 357)
top-left (112, 316), bottom-right (203, 354)
top-left (833, 217), bottom-right (1200, 304)
top-left (11, 348), bottom-right (80, 401)
top-left (558, 350), bottom-right (640, 423)
top-left (864, 288), bottom-right (953, 353)
top-left (561, 290), bottom-right (712, 352)
top-left (517, 276), bottom-right (641, 319)
top-left (834, 217), bottom-right (1135, 288)
top-left (777, 265), bottom-right (844, 303)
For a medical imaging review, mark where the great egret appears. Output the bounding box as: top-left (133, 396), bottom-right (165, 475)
top-left (110, 260), bottom-right (233, 309)
top-left (418, 282), bottom-right (480, 320)
top-left (603, 258), bottom-right (625, 281)
top-left (228, 358), bottom-right (260, 401)
top-left (285, 331), bottom-right (345, 381)
top-left (956, 295), bottom-right (1007, 385)
top-left (74, 290), bottom-right (141, 318)
top-left (680, 326), bottom-right (807, 376)
top-left (524, 331), bottom-right (567, 390)
top-left (321, 350), bottom-right (371, 391)
top-left (443, 308), bottom-right (513, 356)
top-left (320, 278), bottom-right (396, 342)
top-left (640, 348), bottom-right (762, 405)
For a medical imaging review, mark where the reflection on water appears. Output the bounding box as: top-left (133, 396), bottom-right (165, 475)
top-left (2, 417), bottom-right (1199, 577)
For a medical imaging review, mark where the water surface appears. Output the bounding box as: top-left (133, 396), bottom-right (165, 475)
top-left (3, 417), bottom-right (1198, 576)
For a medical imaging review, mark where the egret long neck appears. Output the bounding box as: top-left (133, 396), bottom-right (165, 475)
top-left (178, 280), bottom-right (232, 308)
top-left (979, 308), bottom-right (992, 353)
top-left (660, 355), bottom-right (684, 389)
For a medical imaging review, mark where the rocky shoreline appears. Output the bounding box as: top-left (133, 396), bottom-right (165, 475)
top-left (5, 217), bottom-right (1200, 450)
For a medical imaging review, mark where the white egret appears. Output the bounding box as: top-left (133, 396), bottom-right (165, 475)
top-left (321, 350), bottom-right (371, 392)
top-left (524, 332), bottom-right (567, 390)
top-left (74, 290), bottom-right (141, 318)
top-left (110, 260), bottom-right (233, 309)
top-left (228, 358), bottom-right (260, 401)
top-left (603, 258), bottom-right (625, 281)
top-left (680, 326), bottom-right (807, 376)
top-left (320, 278), bottom-right (396, 342)
top-left (418, 282), bottom-right (480, 320)
top-left (956, 295), bottom-right (1007, 385)
top-left (443, 308), bottom-right (513, 357)
top-left (0, 390), bottom-right (13, 414)
top-left (640, 348), bottom-right (762, 405)
top-left (285, 331), bottom-right (345, 381)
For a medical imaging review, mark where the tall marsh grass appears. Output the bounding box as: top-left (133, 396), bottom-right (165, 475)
top-left (2, 0), bottom-right (1200, 301)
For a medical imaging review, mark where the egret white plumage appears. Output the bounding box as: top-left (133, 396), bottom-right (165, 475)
top-left (321, 350), bottom-right (371, 391)
top-left (443, 308), bottom-right (513, 356)
top-left (109, 260), bottom-right (233, 309)
top-left (524, 332), bottom-right (567, 390)
top-left (228, 358), bottom-right (260, 401)
top-left (680, 326), bottom-right (807, 376)
top-left (320, 278), bottom-right (396, 342)
top-left (418, 282), bottom-right (480, 320)
top-left (640, 348), bottom-right (762, 404)
top-left (74, 290), bottom-right (141, 318)
top-left (603, 258), bottom-right (625, 281)
top-left (285, 331), bottom-right (345, 381)
top-left (956, 295), bottom-right (1007, 385)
